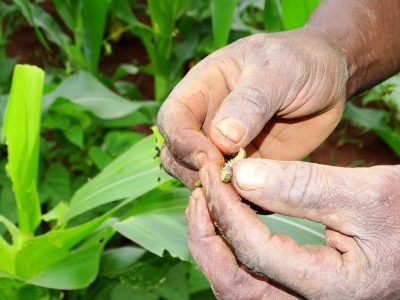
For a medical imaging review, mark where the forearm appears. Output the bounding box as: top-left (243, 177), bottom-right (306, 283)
top-left (306, 0), bottom-right (400, 97)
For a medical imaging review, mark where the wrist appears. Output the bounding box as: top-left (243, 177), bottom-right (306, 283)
top-left (304, 0), bottom-right (400, 98)
top-left (300, 25), bottom-right (357, 99)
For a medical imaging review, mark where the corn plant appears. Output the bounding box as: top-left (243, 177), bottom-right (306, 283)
top-left (111, 0), bottom-right (193, 102)
top-left (344, 74), bottom-right (400, 156)
top-left (0, 64), bottom-right (173, 289)
top-left (12, 0), bottom-right (109, 74)
top-left (0, 2), bottom-right (17, 94)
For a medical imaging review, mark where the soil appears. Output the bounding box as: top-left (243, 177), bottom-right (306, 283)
top-left (4, 13), bottom-right (399, 168)
top-left (310, 122), bottom-right (399, 166)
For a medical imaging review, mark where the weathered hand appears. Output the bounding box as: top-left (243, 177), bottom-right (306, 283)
top-left (187, 188), bottom-right (298, 299)
top-left (157, 28), bottom-right (349, 188)
top-left (189, 160), bottom-right (400, 299)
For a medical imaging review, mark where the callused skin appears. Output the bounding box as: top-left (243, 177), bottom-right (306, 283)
top-left (158, 29), bottom-right (349, 188)
top-left (189, 161), bottom-right (400, 299)
top-left (307, 0), bottom-right (400, 96)
top-left (158, 0), bottom-right (400, 298)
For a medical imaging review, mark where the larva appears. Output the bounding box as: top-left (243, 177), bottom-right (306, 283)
top-left (220, 148), bottom-right (246, 183)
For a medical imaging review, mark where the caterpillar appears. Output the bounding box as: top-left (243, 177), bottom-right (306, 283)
top-left (220, 148), bottom-right (246, 183)
top-left (193, 148), bottom-right (246, 187)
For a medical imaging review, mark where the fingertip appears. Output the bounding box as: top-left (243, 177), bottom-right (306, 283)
top-left (215, 118), bottom-right (246, 143)
top-left (232, 159), bottom-right (268, 191)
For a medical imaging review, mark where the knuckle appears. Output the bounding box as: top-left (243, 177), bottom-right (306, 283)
top-left (228, 86), bottom-right (276, 124)
top-left (284, 162), bottom-right (318, 209)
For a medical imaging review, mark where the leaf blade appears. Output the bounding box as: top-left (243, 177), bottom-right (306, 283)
top-left (211, 0), bottom-right (238, 49)
top-left (64, 135), bottom-right (171, 221)
top-left (3, 65), bottom-right (44, 234)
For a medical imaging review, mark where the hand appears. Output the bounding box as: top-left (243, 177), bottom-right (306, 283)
top-left (187, 188), bottom-right (299, 299)
top-left (189, 160), bottom-right (400, 299)
top-left (157, 28), bottom-right (350, 188)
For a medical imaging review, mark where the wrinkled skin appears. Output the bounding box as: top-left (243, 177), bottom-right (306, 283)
top-left (157, 1), bottom-right (400, 298)
top-left (157, 29), bottom-right (349, 188)
top-left (188, 162), bottom-right (400, 299)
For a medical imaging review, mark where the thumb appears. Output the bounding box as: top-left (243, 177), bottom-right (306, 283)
top-left (209, 66), bottom-right (285, 154)
top-left (232, 159), bottom-right (379, 233)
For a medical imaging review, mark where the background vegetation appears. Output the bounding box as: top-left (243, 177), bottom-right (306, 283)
top-left (0, 0), bottom-right (398, 299)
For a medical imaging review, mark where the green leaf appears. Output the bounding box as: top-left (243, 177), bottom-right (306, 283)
top-left (104, 130), bottom-right (144, 157)
top-left (63, 135), bottom-right (171, 221)
top-left (110, 284), bottom-right (159, 300)
top-left (12, 0), bottom-right (51, 50)
top-left (345, 102), bottom-right (400, 156)
top-left (0, 57), bottom-right (16, 86)
top-left (63, 124), bottom-right (84, 149)
top-left (3, 65), bottom-right (44, 234)
top-left (53, 0), bottom-right (75, 32)
top-left (112, 63), bottom-right (139, 81)
top-left (158, 262), bottom-right (189, 300)
top-left (344, 102), bottom-right (388, 130)
top-left (0, 278), bottom-right (25, 300)
top-left (211, 0), bottom-right (238, 49)
top-left (39, 163), bottom-right (71, 208)
top-left (110, 0), bottom-right (141, 29)
top-left (42, 202), bottom-right (68, 223)
top-left (43, 71), bottom-right (154, 119)
top-left (88, 146), bottom-right (113, 171)
top-left (264, 0), bottom-right (283, 32)
top-left (113, 188), bottom-right (191, 261)
top-left (14, 0), bottom-right (73, 66)
top-left (152, 126), bottom-right (165, 150)
top-left (0, 216), bottom-right (18, 276)
top-left (148, 0), bottom-right (190, 56)
top-left (375, 129), bottom-right (400, 156)
top-left (0, 95), bottom-right (7, 141)
top-left (0, 2), bottom-right (17, 18)
top-left (81, 0), bottom-right (109, 74)
top-left (260, 214), bottom-right (325, 245)
top-left (14, 213), bottom-right (109, 280)
top-left (281, 0), bottom-right (319, 30)
top-left (28, 230), bottom-right (110, 289)
top-left (187, 264), bottom-right (211, 294)
top-left (101, 110), bottom-right (151, 128)
top-left (113, 252), bottom-right (179, 292)
top-left (0, 162), bottom-right (17, 229)
top-left (100, 246), bottom-right (146, 277)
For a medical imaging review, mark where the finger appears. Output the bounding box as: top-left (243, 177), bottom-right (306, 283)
top-left (232, 159), bottom-right (381, 234)
top-left (160, 146), bottom-right (198, 189)
top-left (200, 163), bottom-right (349, 297)
top-left (209, 65), bottom-right (287, 154)
top-left (157, 54), bottom-right (241, 169)
top-left (187, 189), bottom-right (296, 299)
top-left (160, 141), bottom-right (263, 189)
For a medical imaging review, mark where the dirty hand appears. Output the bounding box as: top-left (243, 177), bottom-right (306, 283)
top-left (157, 28), bottom-right (349, 188)
top-left (187, 161), bottom-right (400, 299)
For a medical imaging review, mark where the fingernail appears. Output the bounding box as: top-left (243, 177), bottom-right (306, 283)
top-left (234, 161), bottom-right (266, 190)
top-left (215, 118), bottom-right (246, 144)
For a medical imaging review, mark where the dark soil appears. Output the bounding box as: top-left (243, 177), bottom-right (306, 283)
top-left (310, 122), bottom-right (399, 166)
